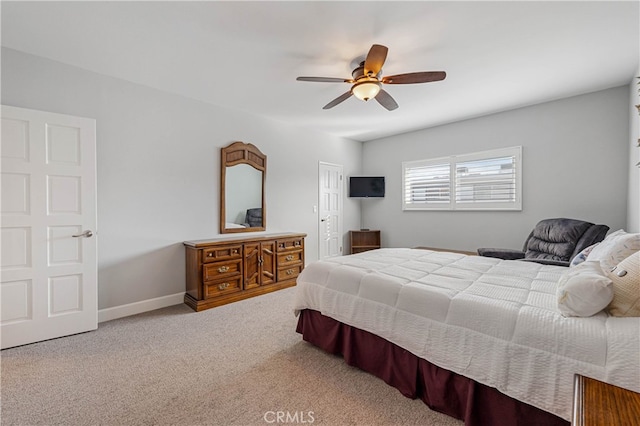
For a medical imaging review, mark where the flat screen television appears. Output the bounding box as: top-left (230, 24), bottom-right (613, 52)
top-left (349, 176), bottom-right (385, 198)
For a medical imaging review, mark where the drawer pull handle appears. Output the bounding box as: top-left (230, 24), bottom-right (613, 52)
top-left (286, 255), bottom-right (294, 261)
top-left (218, 283), bottom-right (230, 290)
top-left (207, 253), bottom-right (213, 257)
top-left (286, 269), bottom-right (294, 275)
top-left (218, 266), bottom-right (230, 273)
top-left (294, 242), bottom-right (300, 246)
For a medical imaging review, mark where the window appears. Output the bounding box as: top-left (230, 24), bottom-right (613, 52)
top-left (402, 146), bottom-right (522, 211)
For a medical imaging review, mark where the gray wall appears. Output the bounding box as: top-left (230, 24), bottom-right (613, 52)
top-left (362, 86), bottom-right (631, 252)
top-left (628, 73), bottom-right (640, 232)
top-left (1, 48), bottom-right (362, 310)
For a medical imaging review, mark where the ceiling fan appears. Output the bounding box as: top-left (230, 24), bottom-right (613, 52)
top-left (296, 44), bottom-right (446, 111)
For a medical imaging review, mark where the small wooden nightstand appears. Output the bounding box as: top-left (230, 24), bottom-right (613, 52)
top-left (349, 230), bottom-right (381, 254)
top-left (573, 374), bottom-right (640, 425)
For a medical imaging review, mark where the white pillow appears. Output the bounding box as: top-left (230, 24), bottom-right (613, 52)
top-left (586, 229), bottom-right (640, 272)
top-left (557, 261), bottom-right (613, 317)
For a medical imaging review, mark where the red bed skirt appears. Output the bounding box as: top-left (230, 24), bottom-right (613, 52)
top-left (296, 309), bottom-right (569, 426)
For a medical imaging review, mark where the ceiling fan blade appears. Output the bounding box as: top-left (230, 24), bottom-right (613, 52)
top-left (296, 77), bottom-right (353, 83)
top-left (364, 44), bottom-right (388, 77)
top-left (323, 92), bottom-right (353, 110)
top-left (375, 89), bottom-right (398, 111)
top-left (382, 71), bottom-right (446, 84)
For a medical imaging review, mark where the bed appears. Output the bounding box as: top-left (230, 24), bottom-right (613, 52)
top-left (292, 248), bottom-right (640, 425)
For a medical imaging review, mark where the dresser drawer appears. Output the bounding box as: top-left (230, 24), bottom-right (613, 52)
top-left (277, 238), bottom-right (304, 252)
top-left (278, 264), bottom-right (303, 281)
top-left (277, 250), bottom-right (303, 266)
top-left (203, 259), bottom-right (242, 281)
top-left (204, 276), bottom-right (242, 298)
top-left (202, 245), bottom-right (242, 263)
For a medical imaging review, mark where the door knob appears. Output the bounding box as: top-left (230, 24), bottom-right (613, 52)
top-left (72, 230), bottom-right (93, 238)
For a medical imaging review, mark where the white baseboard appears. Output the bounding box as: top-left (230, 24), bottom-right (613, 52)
top-left (98, 292), bottom-right (185, 323)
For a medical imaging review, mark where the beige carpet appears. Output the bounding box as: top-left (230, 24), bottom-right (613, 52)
top-left (1, 287), bottom-right (463, 426)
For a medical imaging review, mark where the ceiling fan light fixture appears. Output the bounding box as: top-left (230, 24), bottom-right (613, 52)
top-left (296, 44), bottom-right (445, 110)
top-left (351, 80), bottom-right (381, 101)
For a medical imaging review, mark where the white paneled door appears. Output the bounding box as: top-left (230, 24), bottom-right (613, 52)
top-left (1, 105), bottom-right (97, 349)
top-left (318, 162), bottom-right (343, 260)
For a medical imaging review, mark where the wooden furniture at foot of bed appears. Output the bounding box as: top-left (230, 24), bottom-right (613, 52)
top-left (184, 232), bottom-right (305, 311)
top-left (573, 374), bottom-right (640, 426)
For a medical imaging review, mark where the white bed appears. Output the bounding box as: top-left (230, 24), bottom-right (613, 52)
top-left (293, 248), bottom-right (640, 421)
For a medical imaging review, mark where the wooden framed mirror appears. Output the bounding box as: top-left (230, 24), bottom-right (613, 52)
top-left (220, 141), bottom-right (266, 233)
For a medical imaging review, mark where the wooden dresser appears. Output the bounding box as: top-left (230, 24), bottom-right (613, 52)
top-left (184, 232), bottom-right (306, 312)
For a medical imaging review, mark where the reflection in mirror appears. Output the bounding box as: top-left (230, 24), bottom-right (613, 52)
top-left (220, 141), bottom-right (266, 234)
top-left (225, 164), bottom-right (262, 227)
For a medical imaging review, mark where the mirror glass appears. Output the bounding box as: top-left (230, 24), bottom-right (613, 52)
top-left (220, 141), bottom-right (266, 233)
top-left (225, 164), bottom-right (263, 228)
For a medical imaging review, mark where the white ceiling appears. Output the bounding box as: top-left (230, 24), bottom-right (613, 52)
top-left (2, 1), bottom-right (638, 142)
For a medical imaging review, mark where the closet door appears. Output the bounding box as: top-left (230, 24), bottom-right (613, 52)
top-left (1, 105), bottom-right (97, 349)
top-left (318, 162), bottom-right (343, 260)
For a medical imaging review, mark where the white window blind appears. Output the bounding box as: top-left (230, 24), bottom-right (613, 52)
top-left (404, 163), bottom-right (451, 205)
top-left (402, 146), bottom-right (522, 211)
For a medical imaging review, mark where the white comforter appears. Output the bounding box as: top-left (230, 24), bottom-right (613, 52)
top-left (293, 248), bottom-right (640, 421)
